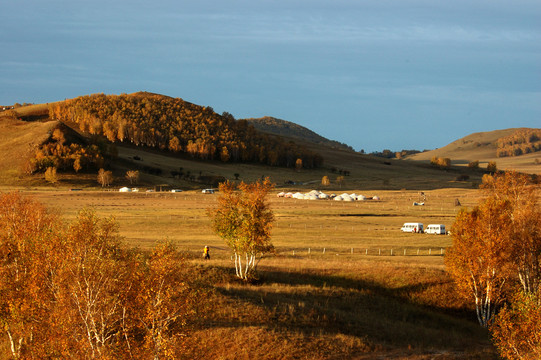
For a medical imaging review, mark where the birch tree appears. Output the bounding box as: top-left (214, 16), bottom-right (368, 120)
top-left (446, 171), bottom-right (540, 327)
top-left (134, 241), bottom-right (201, 360)
top-left (481, 171), bottom-right (541, 294)
top-left (445, 198), bottom-right (514, 327)
top-left (209, 178), bottom-right (275, 281)
top-left (60, 209), bottom-right (131, 358)
top-left (0, 193), bottom-right (64, 358)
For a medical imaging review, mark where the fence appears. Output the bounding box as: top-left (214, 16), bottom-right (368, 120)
top-left (277, 247), bottom-right (446, 257)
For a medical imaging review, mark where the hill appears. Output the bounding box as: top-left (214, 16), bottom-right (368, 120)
top-left (406, 128), bottom-right (541, 174)
top-left (0, 94), bottom-right (497, 190)
top-left (244, 116), bottom-right (354, 152)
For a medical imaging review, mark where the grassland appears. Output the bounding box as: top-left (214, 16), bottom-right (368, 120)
top-left (407, 128), bottom-right (541, 175)
top-left (0, 186), bottom-right (498, 359)
top-left (0, 101), bottom-right (513, 358)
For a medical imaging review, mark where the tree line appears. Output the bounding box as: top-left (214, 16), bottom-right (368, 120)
top-left (0, 193), bottom-right (208, 359)
top-left (48, 93), bottom-right (323, 169)
top-left (497, 128), bottom-right (541, 158)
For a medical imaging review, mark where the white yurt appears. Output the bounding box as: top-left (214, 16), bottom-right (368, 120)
top-left (318, 193), bottom-right (329, 199)
top-left (373, 195), bottom-right (381, 201)
top-left (119, 187), bottom-right (131, 192)
top-left (333, 195), bottom-right (343, 201)
top-left (356, 195), bottom-right (367, 201)
top-left (277, 192), bottom-right (285, 197)
top-left (292, 192), bottom-right (304, 199)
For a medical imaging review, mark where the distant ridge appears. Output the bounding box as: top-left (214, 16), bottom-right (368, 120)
top-left (244, 116), bottom-right (354, 152)
top-left (406, 128), bottom-right (541, 174)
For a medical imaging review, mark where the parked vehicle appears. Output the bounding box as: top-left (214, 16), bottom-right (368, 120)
top-left (425, 224), bottom-right (446, 235)
top-left (401, 222), bottom-right (424, 233)
top-left (202, 188), bottom-right (215, 194)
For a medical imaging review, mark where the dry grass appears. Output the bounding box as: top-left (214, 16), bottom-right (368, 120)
top-left (0, 186), bottom-right (499, 359)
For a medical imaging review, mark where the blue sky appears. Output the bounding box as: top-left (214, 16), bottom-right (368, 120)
top-left (1, 0), bottom-right (539, 152)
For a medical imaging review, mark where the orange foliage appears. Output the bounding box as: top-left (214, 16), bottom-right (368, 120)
top-left (491, 290), bottom-right (541, 360)
top-left (209, 178), bottom-right (275, 280)
top-left (0, 193), bottom-right (205, 359)
top-left (497, 129), bottom-right (541, 157)
top-left (49, 93), bottom-right (323, 168)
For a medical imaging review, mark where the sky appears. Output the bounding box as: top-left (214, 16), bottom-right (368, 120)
top-left (1, 0), bottom-right (540, 152)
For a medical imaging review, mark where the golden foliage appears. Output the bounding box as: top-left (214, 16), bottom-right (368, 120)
top-left (491, 290), bottom-right (541, 360)
top-left (49, 93), bottom-right (323, 168)
top-left (446, 171), bottom-right (541, 328)
top-left (0, 193), bottom-right (205, 359)
top-left (209, 178), bottom-right (275, 280)
top-left (497, 129), bottom-right (541, 157)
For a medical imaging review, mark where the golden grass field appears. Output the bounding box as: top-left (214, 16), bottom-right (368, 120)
top-left (1, 103), bottom-right (524, 358)
top-left (0, 185), bottom-right (499, 359)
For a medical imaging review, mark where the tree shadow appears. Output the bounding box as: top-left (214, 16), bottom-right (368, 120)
top-left (211, 267), bottom-right (494, 354)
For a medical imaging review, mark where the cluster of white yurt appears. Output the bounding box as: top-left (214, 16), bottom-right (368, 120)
top-left (277, 190), bottom-right (379, 201)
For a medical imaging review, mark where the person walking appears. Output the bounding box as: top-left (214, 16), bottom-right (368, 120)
top-left (203, 245), bottom-right (210, 260)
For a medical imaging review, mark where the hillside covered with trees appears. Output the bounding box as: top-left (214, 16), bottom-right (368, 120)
top-left (49, 93), bottom-right (323, 169)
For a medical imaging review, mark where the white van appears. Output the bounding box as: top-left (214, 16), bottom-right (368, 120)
top-left (401, 223), bottom-right (423, 233)
top-left (425, 224), bottom-right (446, 235)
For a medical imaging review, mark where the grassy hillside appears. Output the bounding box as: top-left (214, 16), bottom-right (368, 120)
top-left (0, 96), bottom-right (497, 190)
top-left (406, 128), bottom-right (541, 174)
top-left (0, 108), bottom-right (58, 183)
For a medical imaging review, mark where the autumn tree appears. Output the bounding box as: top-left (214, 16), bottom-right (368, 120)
top-left (59, 209), bottom-right (133, 358)
top-left (97, 168), bottom-right (113, 187)
top-left (487, 161), bottom-right (498, 173)
top-left (0, 194), bottom-right (206, 359)
top-left (295, 158), bottom-right (302, 172)
top-left (481, 171), bottom-right (541, 294)
top-left (45, 166), bottom-right (58, 184)
top-left (0, 193), bottom-right (64, 358)
top-left (468, 160), bottom-right (480, 169)
top-left (445, 197), bottom-right (514, 327)
top-left (321, 175), bottom-right (330, 186)
top-left (134, 241), bottom-right (203, 359)
top-left (125, 170), bottom-right (139, 185)
top-left (208, 178), bottom-right (275, 281)
top-left (491, 289), bottom-right (541, 360)
top-left (446, 171), bottom-right (541, 327)
top-left (336, 176), bottom-right (345, 188)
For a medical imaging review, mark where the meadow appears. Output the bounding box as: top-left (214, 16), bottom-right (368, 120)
top-left (1, 186), bottom-right (498, 359)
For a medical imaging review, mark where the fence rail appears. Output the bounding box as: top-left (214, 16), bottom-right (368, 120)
top-left (276, 247), bottom-right (446, 257)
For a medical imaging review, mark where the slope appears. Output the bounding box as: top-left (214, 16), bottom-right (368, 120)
top-left (0, 96), bottom-right (488, 190)
top-left (0, 109), bottom-right (58, 183)
top-left (406, 128), bottom-right (541, 174)
top-left (245, 116), bottom-right (354, 152)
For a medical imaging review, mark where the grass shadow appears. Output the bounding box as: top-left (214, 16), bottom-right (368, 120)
top-left (211, 266), bottom-right (495, 355)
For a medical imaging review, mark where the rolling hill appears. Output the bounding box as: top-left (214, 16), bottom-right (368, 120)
top-left (1, 93), bottom-right (535, 190)
top-left (406, 128), bottom-right (541, 174)
top-left (244, 116), bottom-right (354, 152)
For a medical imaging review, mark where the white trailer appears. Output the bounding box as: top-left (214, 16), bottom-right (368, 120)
top-left (425, 224), bottom-right (446, 235)
top-left (401, 222), bottom-right (423, 233)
